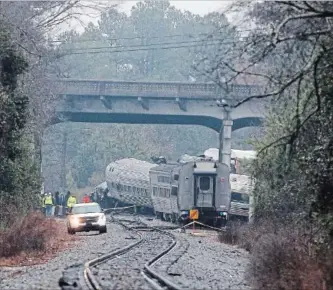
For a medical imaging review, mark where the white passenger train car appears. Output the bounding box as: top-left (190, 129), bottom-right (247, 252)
top-left (149, 163), bottom-right (179, 221)
top-left (229, 174), bottom-right (254, 221)
top-left (105, 158), bottom-right (156, 207)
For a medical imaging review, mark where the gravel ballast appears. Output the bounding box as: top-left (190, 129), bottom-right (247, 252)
top-left (141, 217), bottom-right (251, 290)
top-left (0, 215), bottom-right (251, 290)
top-left (92, 216), bottom-right (174, 290)
top-left (0, 222), bottom-right (133, 290)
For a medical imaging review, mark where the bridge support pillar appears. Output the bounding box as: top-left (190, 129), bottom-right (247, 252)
top-left (219, 113), bottom-right (233, 168)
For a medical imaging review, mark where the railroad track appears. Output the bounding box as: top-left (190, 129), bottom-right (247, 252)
top-left (83, 210), bottom-right (184, 290)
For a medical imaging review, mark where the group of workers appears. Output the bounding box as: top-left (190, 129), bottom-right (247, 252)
top-left (40, 191), bottom-right (92, 217)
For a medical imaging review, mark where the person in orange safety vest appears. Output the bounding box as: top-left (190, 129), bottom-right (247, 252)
top-left (82, 194), bottom-right (91, 203)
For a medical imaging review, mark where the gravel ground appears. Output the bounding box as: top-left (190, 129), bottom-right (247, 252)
top-left (141, 216), bottom-right (251, 290)
top-left (92, 216), bottom-right (174, 290)
top-left (0, 221), bottom-right (133, 290)
top-left (0, 214), bottom-right (251, 290)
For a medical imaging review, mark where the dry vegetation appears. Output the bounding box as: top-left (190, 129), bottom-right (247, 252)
top-left (0, 212), bottom-right (78, 266)
top-left (219, 221), bottom-right (332, 290)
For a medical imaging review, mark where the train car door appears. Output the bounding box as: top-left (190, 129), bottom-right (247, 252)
top-left (194, 175), bottom-right (215, 207)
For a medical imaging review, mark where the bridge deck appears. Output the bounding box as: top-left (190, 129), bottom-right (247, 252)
top-left (57, 79), bottom-right (261, 100)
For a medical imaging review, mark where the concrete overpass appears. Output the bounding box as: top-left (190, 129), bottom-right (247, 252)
top-left (55, 79), bottom-right (265, 132)
top-left (55, 79), bottom-right (266, 164)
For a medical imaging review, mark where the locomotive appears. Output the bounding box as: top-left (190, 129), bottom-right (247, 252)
top-left (105, 157), bottom-right (231, 226)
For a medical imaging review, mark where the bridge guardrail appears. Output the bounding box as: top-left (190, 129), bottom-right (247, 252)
top-left (56, 79), bottom-right (262, 100)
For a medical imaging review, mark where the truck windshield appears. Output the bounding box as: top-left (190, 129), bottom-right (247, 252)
top-left (72, 204), bottom-right (102, 214)
top-left (231, 192), bottom-right (249, 204)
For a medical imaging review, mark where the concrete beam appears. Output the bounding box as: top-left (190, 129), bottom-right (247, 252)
top-left (53, 112), bottom-right (263, 132)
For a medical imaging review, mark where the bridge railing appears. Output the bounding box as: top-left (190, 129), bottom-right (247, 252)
top-left (57, 79), bottom-right (262, 100)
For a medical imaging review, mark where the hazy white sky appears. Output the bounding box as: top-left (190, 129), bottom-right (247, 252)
top-left (118, 1), bottom-right (232, 16)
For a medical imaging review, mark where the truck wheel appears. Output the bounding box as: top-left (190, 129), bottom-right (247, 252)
top-left (99, 226), bottom-right (107, 234)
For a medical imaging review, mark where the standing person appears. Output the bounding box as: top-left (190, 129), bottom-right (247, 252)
top-left (58, 192), bottom-right (64, 216)
top-left (64, 191), bottom-right (70, 214)
top-left (40, 193), bottom-right (46, 215)
top-left (67, 193), bottom-right (77, 212)
top-left (44, 192), bottom-right (53, 217)
top-left (54, 192), bottom-right (60, 216)
top-left (82, 193), bottom-right (90, 203)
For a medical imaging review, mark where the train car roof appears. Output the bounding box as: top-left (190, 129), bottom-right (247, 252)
top-left (193, 161), bottom-right (218, 174)
top-left (106, 158), bottom-right (156, 181)
top-left (150, 163), bottom-right (179, 173)
top-left (106, 158), bottom-right (155, 172)
top-left (230, 174), bottom-right (254, 194)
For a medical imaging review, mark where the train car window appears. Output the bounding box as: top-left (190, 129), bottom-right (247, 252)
top-left (157, 176), bottom-right (170, 183)
top-left (199, 176), bottom-right (210, 190)
top-left (231, 192), bottom-right (249, 204)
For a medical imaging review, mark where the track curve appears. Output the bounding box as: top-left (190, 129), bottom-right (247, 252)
top-left (83, 210), bottom-right (184, 290)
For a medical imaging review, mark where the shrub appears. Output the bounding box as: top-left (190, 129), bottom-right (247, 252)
top-left (219, 220), bottom-right (331, 290)
top-left (248, 227), bottom-right (326, 290)
top-left (0, 212), bottom-right (58, 257)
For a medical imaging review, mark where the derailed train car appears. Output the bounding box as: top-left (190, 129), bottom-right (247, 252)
top-left (105, 157), bottom-right (231, 226)
top-left (150, 159), bottom-right (231, 226)
top-left (229, 174), bottom-right (254, 222)
top-left (105, 158), bottom-right (155, 210)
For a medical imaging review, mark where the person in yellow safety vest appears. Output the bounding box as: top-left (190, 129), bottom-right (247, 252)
top-left (67, 194), bottom-right (77, 212)
top-left (44, 192), bottom-right (53, 217)
top-left (40, 193), bottom-right (46, 215)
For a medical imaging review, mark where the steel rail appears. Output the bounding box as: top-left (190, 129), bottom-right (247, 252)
top-left (141, 228), bottom-right (183, 290)
top-left (83, 214), bottom-right (144, 290)
top-left (83, 207), bottom-right (185, 290)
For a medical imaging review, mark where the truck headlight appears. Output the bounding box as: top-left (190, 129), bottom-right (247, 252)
top-left (98, 214), bottom-right (106, 225)
top-left (71, 216), bottom-right (79, 228)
